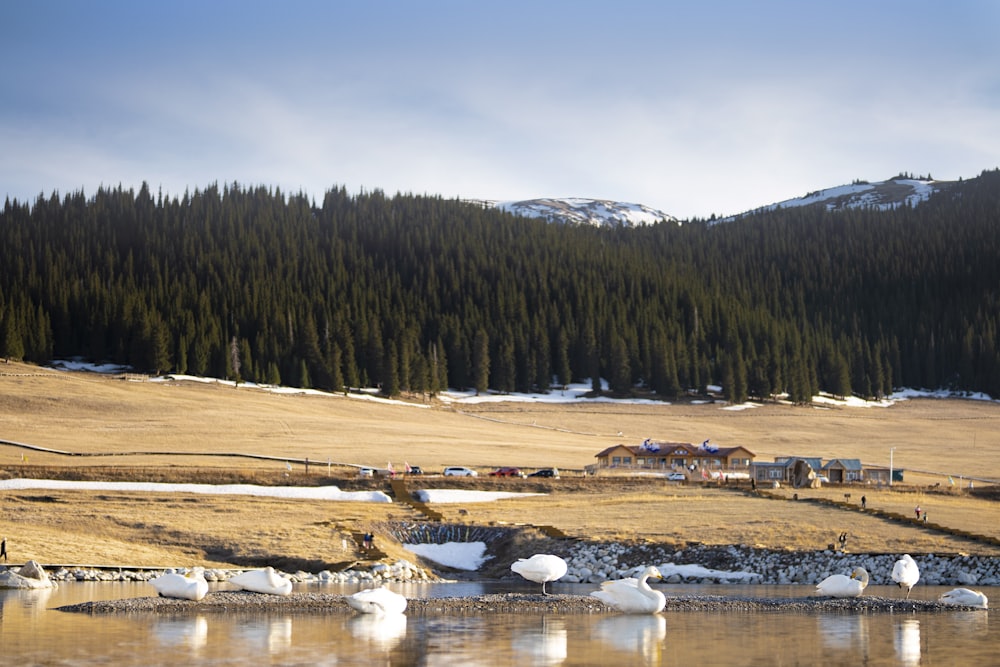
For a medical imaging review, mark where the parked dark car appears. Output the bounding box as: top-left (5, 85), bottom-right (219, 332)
top-left (407, 465), bottom-right (423, 475)
top-left (489, 467), bottom-right (525, 477)
top-left (528, 468), bottom-right (559, 478)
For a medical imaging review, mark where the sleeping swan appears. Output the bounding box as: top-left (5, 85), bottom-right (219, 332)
top-left (938, 588), bottom-right (988, 609)
top-left (511, 554), bottom-right (568, 595)
top-left (816, 567), bottom-right (869, 598)
top-left (346, 585), bottom-right (408, 615)
top-left (150, 568), bottom-right (209, 601)
top-left (228, 566), bottom-right (293, 596)
top-left (590, 566), bottom-right (665, 614)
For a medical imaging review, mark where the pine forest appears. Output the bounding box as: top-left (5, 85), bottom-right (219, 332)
top-left (2, 170), bottom-right (999, 402)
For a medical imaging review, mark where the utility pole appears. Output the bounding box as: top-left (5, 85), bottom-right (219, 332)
top-left (889, 447), bottom-right (896, 487)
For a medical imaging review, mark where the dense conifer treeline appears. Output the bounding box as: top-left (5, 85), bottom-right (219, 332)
top-left (2, 170), bottom-right (999, 400)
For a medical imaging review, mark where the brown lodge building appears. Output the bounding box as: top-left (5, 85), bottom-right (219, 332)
top-left (594, 440), bottom-right (755, 473)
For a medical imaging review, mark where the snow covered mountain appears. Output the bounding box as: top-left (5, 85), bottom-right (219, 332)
top-left (492, 198), bottom-right (678, 227)
top-left (746, 175), bottom-right (955, 216)
top-left (481, 175), bottom-right (956, 227)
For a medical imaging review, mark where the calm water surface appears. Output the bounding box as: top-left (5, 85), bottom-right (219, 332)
top-left (1, 581), bottom-right (994, 666)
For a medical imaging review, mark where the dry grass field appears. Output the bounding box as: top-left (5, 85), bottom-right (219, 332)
top-left (1, 361), bottom-right (999, 570)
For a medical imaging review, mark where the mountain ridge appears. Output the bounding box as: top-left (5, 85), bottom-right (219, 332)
top-left (484, 173), bottom-right (965, 227)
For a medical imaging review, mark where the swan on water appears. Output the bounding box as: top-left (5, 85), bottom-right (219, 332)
top-left (815, 567), bottom-right (869, 598)
top-left (150, 568), bottom-right (209, 601)
top-left (228, 566), bottom-right (293, 596)
top-left (590, 566), bottom-right (666, 614)
top-left (346, 585), bottom-right (408, 615)
top-left (511, 554), bottom-right (568, 595)
top-left (938, 588), bottom-right (988, 609)
top-left (891, 554), bottom-right (920, 599)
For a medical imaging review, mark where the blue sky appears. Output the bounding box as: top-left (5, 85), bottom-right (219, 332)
top-left (3, 1), bottom-right (998, 219)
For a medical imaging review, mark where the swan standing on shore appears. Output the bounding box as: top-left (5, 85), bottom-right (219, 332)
top-left (150, 568), bottom-right (209, 601)
top-left (590, 566), bottom-right (666, 614)
top-left (938, 588), bottom-right (988, 609)
top-left (891, 554), bottom-right (920, 599)
top-left (816, 567), bottom-right (870, 598)
top-left (346, 585), bottom-right (408, 615)
top-left (228, 566), bottom-right (293, 596)
top-left (511, 554), bottom-right (568, 595)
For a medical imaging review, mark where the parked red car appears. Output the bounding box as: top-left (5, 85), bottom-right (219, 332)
top-left (489, 467), bottom-right (525, 477)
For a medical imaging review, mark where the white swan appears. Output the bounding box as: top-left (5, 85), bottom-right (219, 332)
top-left (590, 566), bottom-right (665, 614)
top-left (815, 567), bottom-right (869, 598)
top-left (891, 554), bottom-right (920, 599)
top-left (511, 554), bottom-right (568, 595)
top-left (938, 588), bottom-right (988, 609)
top-left (228, 566), bottom-right (293, 596)
top-left (150, 568), bottom-right (209, 601)
top-left (346, 585), bottom-right (408, 615)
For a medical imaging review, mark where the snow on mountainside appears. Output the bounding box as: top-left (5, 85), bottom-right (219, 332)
top-left (492, 198), bottom-right (678, 227)
top-left (476, 175), bottom-right (955, 227)
top-left (749, 176), bottom-right (953, 216)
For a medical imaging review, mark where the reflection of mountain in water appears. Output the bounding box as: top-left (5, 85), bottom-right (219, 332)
top-left (511, 617), bottom-right (567, 667)
top-left (894, 619), bottom-right (921, 667)
top-left (152, 615), bottom-right (208, 651)
top-left (593, 615), bottom-right (666, 665)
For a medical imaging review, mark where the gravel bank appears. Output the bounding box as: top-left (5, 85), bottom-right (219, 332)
top-left (56, 590), bottom-right (982, 615)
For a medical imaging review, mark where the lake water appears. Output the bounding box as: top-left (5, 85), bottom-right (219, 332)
top-left (1, 581), bottom-right (995, 666)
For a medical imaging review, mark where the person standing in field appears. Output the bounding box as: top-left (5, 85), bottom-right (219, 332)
top-left (1, 536), bottom-right (7, 561)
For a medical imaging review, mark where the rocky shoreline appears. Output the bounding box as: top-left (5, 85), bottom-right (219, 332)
top-left (557, 542), bottom-right (1000, 587)
top-left (56, 590), bottom-right (982, 616)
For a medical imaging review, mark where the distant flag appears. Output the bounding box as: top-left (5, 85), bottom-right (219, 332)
top-left (404, 462), bottom-right (412, 474)
top-left (948, 476), bottom-right (955, 486)
top-left (285, 461), bottom-right (292, 471)
top-left (387, 461), bottom-right (395, 473)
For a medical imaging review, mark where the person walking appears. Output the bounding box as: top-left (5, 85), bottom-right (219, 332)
top-left (1, 536), bottom-right (7, 562)
top-left (861, 495), bottom-right (866, 509)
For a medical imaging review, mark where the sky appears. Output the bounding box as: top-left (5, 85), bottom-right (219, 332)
top-left (4, 1), bottom-right (999, 219)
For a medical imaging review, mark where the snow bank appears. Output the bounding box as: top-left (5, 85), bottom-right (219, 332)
top-left (413, 489), bottom-right (545, 504)
top-left (0, 479), bottom-right (392, 503)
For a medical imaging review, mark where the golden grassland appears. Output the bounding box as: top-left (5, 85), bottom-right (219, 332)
top-left (1, 361), bottom-right (999, 569)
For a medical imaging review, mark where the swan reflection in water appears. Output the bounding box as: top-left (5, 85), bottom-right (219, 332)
top-left (152, 615), bottom-right (208, 651)
top-left (817, 614), bottom-right (869, 653)
top-left (593, 614), bottom-right (666, 665)
top-left (511, 617), bottom-right (567, 667)
top-left (418, 617), bottom-right (492, 667)
top-left (229, 616), bottom-right (293, 654)
top-left (348, 612), bottom-right (408, 649)
top-left (894, 618), bottom-right (921, 667)
top-left (941, 610), bottom-right (990, 638)
top-left (7, 587), bottom-right (53, 618)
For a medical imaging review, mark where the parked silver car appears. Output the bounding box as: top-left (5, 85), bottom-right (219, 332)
top-left (443, 466), bottom-right (478, 477)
